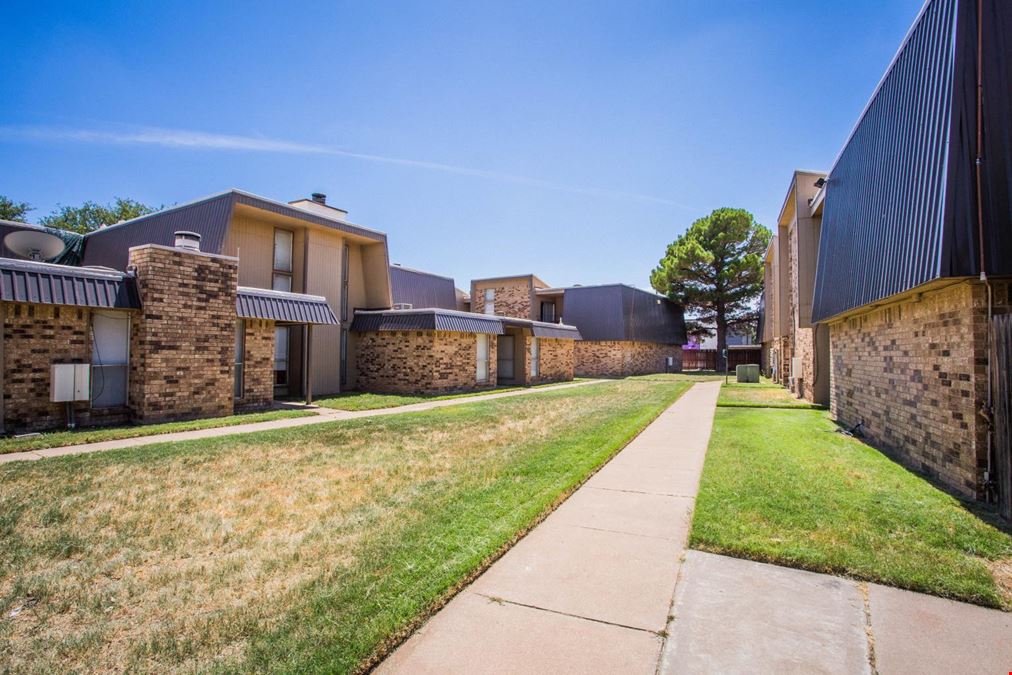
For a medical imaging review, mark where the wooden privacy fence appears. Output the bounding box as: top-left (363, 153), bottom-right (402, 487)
top-left (992, 315), bottom-right (1012, 521)
top-left (682, 347), bottom-right (761, 372)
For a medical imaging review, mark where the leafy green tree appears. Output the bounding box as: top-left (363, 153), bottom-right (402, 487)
top-left (40, 198), bottom-right (154, 234)
top-left (0, 196), bottom-right (33, 222)
top-left (651, 208), bottom-right (771, 372)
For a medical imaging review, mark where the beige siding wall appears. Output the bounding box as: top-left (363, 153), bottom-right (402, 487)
top-left (305, 229), bottom-right (345, 395)
top-left (223, 213), bottom-right (393, 396)
top-left (223, 214), bottom-right (306, 291)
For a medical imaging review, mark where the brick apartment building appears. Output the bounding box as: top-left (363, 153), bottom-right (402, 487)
top-left (800, 0), bottom-right (1012, 514)
top-left (0, 239), bottom-right (338, 433)
top-left (470, 275), bottom-right (686, 377)
top-left (0, 195), bottom-right (585, 432)
top-left (761, 170), bottom-right (830, 405)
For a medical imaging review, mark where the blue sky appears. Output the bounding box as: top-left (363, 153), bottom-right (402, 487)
top-left (0, 0), bottom-right (923, 290)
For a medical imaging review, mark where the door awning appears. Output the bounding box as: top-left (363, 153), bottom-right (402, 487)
top-left (236, 286), bottom-right (339, 325)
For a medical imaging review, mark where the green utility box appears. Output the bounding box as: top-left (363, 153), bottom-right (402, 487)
top-left (736, 364), bottom-right (760, 383)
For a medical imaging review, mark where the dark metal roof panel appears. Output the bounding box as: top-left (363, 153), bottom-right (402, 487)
top-left (236, 287), bottom-right (338, 325)
top-left (389, 265), bottom-right (458, 310)
top-left (80, 189), bottom-right (388, 272)
top-left (0, 258), bottom-right (139, 309)
top-left (810, 0), bottom-right (1012, 321)
top-left (82, 193), bottom-right (235, 269)
top-left (941, 0), bottom-right (1012, 278)
top-left (560, 285), bottom-right (686, 344)
top-left (351, 309), bottom-right (504, 335)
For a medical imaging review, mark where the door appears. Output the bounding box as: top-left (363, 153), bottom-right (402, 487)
top-left (274, 326), bottom-right (290, 396)
top-left (497, 335), bottom-right (515, 380)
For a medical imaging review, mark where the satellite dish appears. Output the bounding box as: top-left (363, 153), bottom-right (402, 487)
top-left (4, 230), bottom-right (67, 262)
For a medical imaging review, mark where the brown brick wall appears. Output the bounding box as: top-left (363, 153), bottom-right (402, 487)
top-left (829, 281), bottom-right (1011, 499)
top-left (236, 319), bottom-right (274, 411)
top-left (128, 245), bottom-right (238, 422)
top-left (574, 341), bottom-right (682, 377)
top-left (527, 336), bottom-right (575, 385)
top-left (354, 330), bottom-right (499, 394)
top-left (472, 279), bottom-right (533, 319)
top-left (2, 303), bottom-right (132, 432)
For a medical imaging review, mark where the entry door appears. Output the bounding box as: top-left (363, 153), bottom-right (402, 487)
top-left (497, 335), bottom-right (515, 380)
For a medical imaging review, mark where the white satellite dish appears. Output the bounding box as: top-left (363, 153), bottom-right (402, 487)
top-left (4, 230), bottom-right (67, 262)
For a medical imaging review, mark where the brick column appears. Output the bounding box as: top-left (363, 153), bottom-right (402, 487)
top-left (128, 244), bottom-right (238, 422)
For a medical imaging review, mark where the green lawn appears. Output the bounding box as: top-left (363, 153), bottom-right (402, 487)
top-left (0, 378), bottom-right (689, 673)
top-left (314, 379), bottom-right (586, 411)
top-left (717, 382), bottom-right (825, 409)
top-left (0, 409), bottom-right (315, 455)
top-left (690, 405), bottom-right (1012, 609)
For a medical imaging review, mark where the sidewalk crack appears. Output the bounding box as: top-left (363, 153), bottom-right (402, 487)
top-left (586, 486), bottom-right (696, 499)
top-left (858, 582), bottom-right (879, 675)
top-left (474, 593), bottom-right (663, 636)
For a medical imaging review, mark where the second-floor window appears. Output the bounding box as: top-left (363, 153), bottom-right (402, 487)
top-left (540, 301), bottom-right (556, 323)
top-left (273, 229), bottom-right (294, 292)
top-left (483, 288), bottom-right (494, 315)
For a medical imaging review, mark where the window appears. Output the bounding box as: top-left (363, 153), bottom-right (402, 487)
top-left (273, 229), bottom-right (294, 293)
top-left (234, 320), bottom-right (245, 399)
top-left (476, 334), bottom-right (490, 382)
top-left (340, 243), bottom-right (350, 322)
top-left (272, 274), bottom-right (292, 292)
top-left (275, 326), bottom-right (290, 387)
top-left (392, 303), bottom-right (413, 310)
top-left (540, 302), bottom-right (556, 323)
top-left (483, 288), bottom-right (495, 315)
top-left (530, 337), bottom-right (539, 378)
top-left (91, 311), bottom-right (130, 408)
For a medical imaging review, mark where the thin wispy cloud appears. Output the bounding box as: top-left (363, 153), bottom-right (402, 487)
top-left (0, 124), bottom-right (693, 209)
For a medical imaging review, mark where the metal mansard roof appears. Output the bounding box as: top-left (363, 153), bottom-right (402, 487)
top-left (0, 258), bottom-right (139, 309)
top-left (236, 287), bottom-right (339, 325)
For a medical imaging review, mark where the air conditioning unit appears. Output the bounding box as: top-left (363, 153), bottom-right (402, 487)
top-left (51, 364), bottom-right (90, 402)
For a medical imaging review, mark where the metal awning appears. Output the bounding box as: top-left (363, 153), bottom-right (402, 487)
top-left (351, 308), bottom-right (503, 335)
top-left (530, 322), bottom-right (581, 339)
top-left (500, 316), bottom-right (581, 340)
top-left (353, 309), bottom-right (580, 338)
top-left (0, 257), bottom-right (139, 309)
top-left (236, 287), bottom-right (339, 325)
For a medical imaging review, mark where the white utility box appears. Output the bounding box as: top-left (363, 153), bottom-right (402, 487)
top-left (791, 357), bottom-right (803, 378)
top-left (51, 364), bottom-right (90, 402)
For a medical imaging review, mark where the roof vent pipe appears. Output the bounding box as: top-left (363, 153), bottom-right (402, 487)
top-left (311, 192), bottom-right (327, 204)
top-left (174, 230), bottom-right (201, 252)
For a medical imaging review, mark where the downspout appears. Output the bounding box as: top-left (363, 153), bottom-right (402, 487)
top-left (975, 0), bottom-right (996, 501)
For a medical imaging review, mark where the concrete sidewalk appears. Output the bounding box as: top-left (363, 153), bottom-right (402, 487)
top-left (377, 380), bottom-right (722, 674)
top-left (662, 551), bottom-right (1012, 675)
top-left (380, 378), bottom-right (1012, 675)
top-left (0, 379), bottom-right (603, 464)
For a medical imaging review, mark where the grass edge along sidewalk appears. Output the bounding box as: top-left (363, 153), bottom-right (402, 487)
top-left (0, 378), bottom-right (690, 673)
top-left (690, 385), bottom-right (1012, 610)
top-left (0, 409), bottom-right (315, 455)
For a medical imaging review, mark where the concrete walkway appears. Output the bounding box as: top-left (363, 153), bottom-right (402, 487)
top-left (380, 379), bottom-right (1012, 675)
top-left (0, 379), bottom-right (603, 464)
top-left (662, 551), bottom-right (1012, 675)
top-left (377, 380), bottom-right (722, 674)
